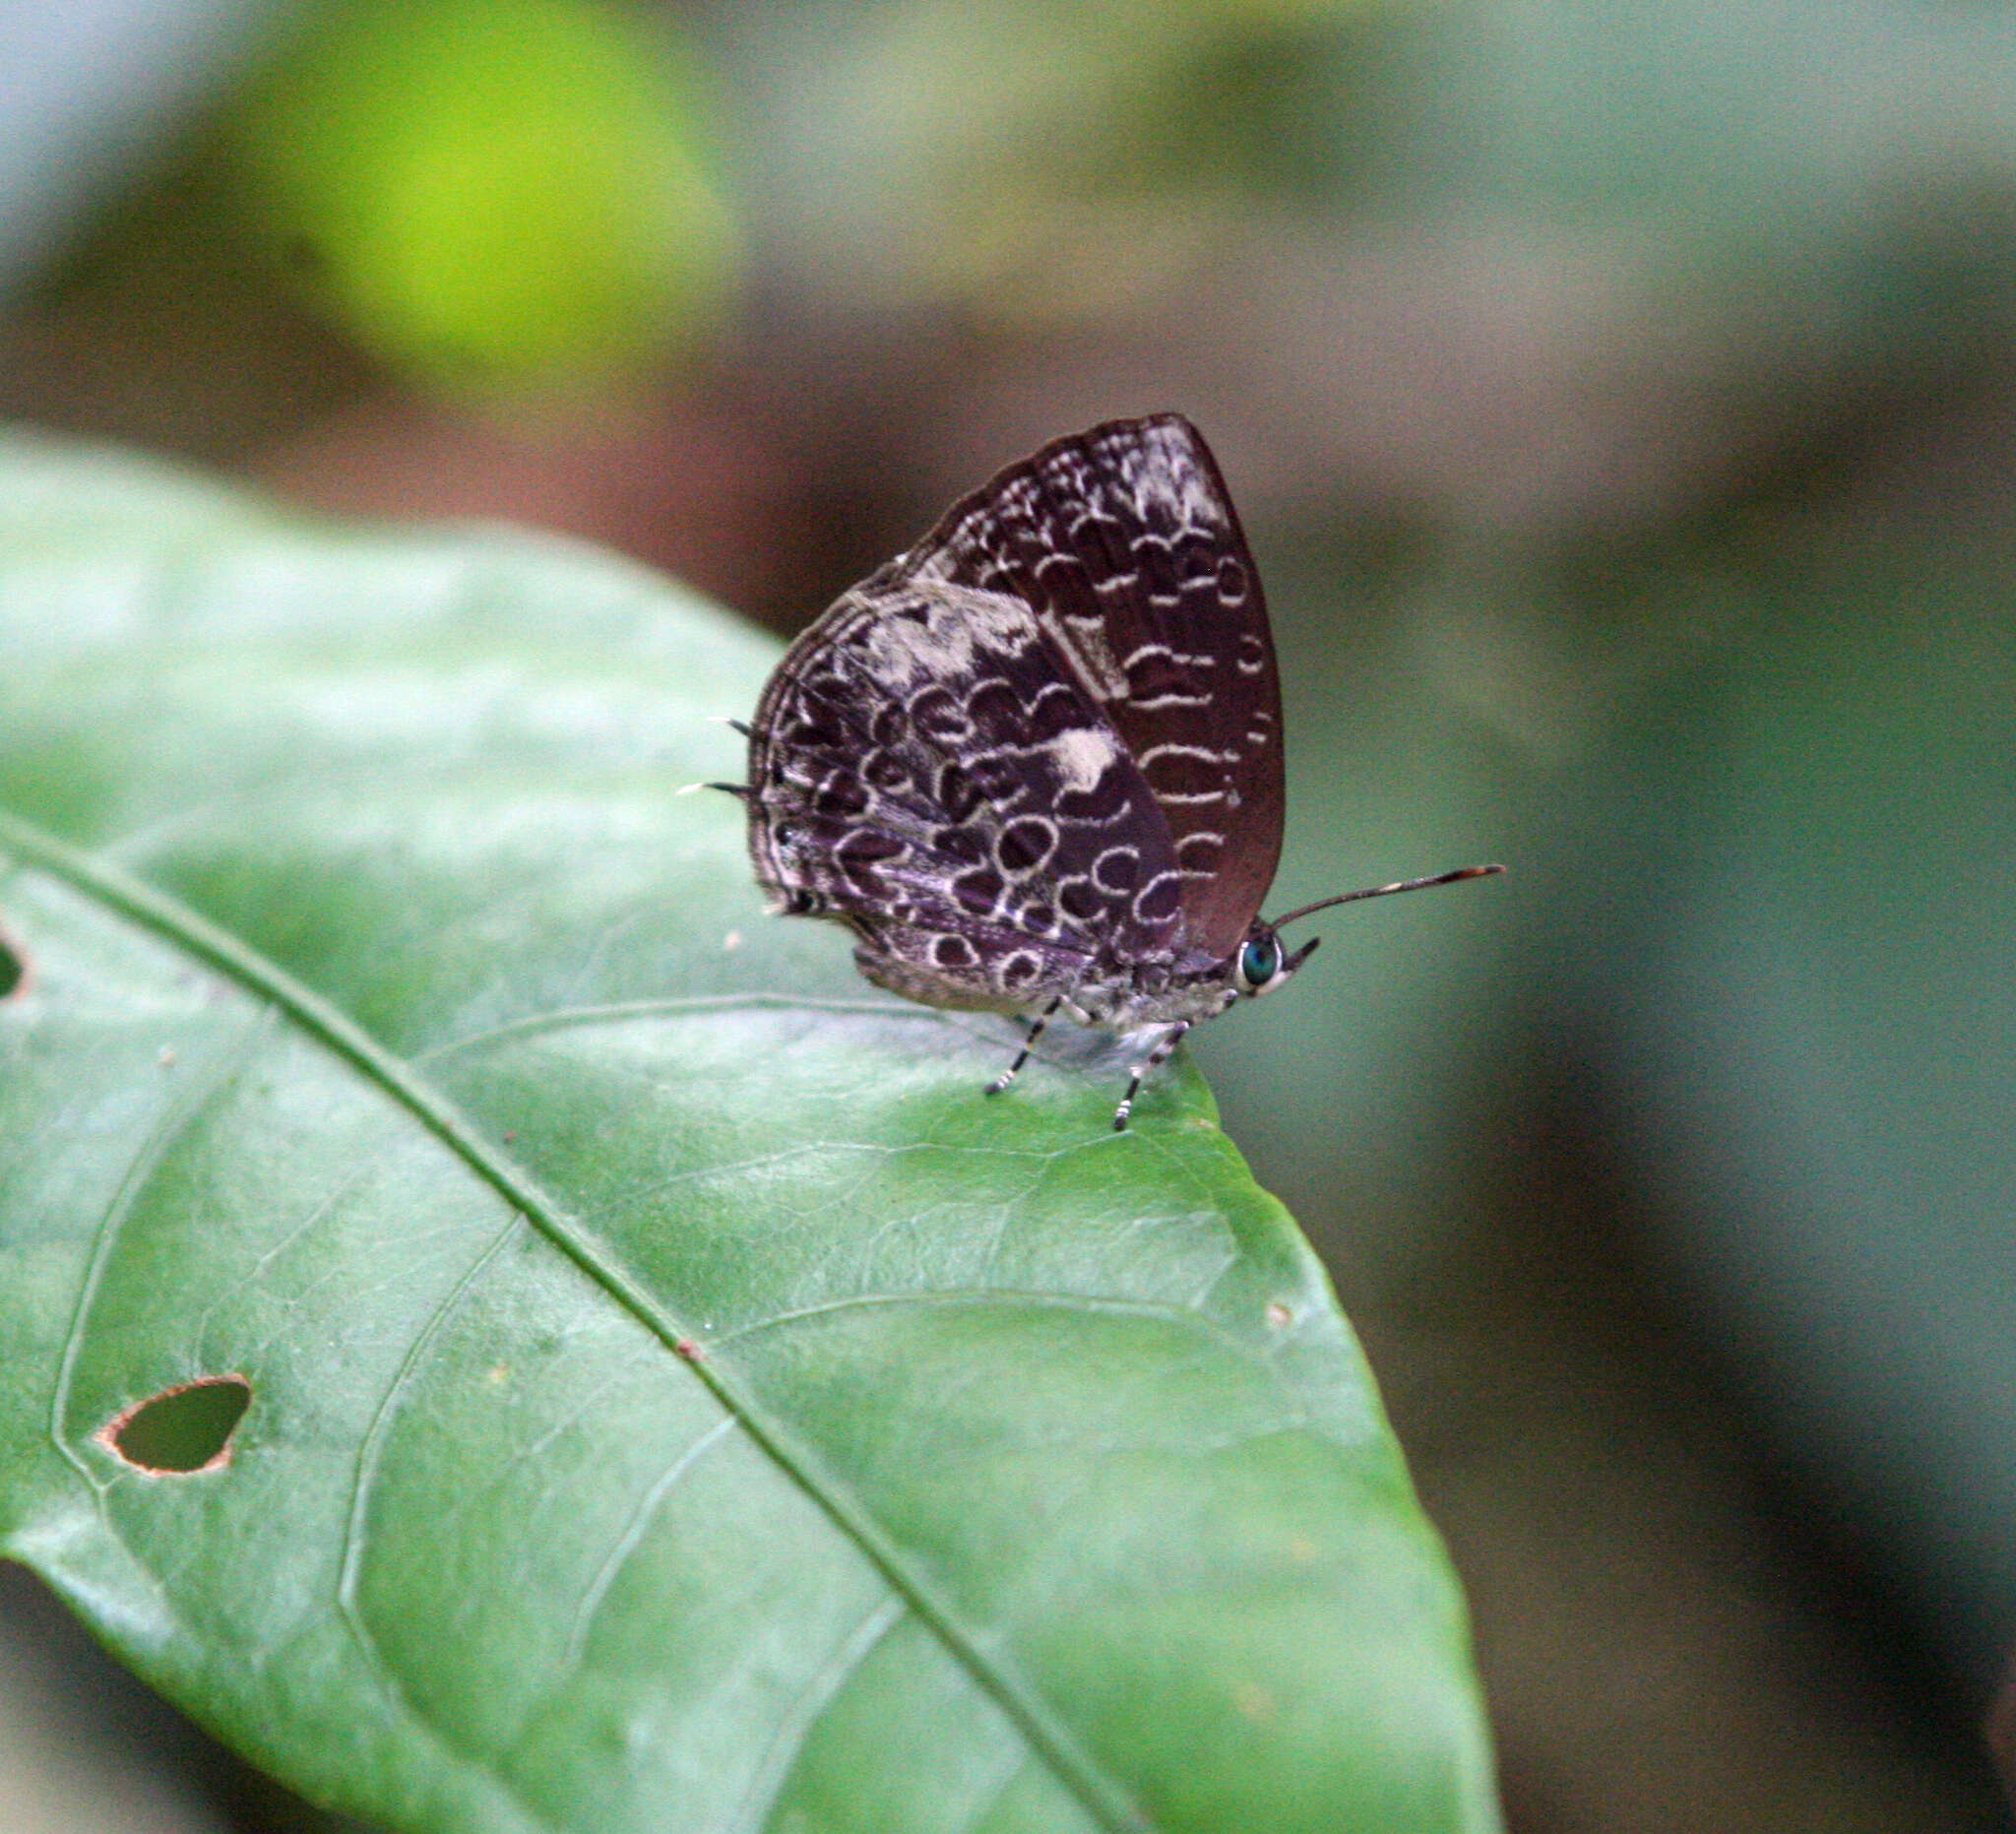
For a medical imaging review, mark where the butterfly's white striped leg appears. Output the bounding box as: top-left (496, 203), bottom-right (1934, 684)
top-left (1112, 1020), bottom-right (1193, 1131)
top-left (986, 994), bottom-right (1063, 1096)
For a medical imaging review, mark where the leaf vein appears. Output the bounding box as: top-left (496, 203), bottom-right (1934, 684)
top-left (724, 1593), bottom-right (910, 1834)
top-left (561, 1413), bottom-right (739, 1668)
top-left (48, 1000), bottom-right (280, 1488)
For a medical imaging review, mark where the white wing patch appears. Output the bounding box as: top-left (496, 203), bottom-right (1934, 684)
top-left (1048, 725), bottom-right (1119, 792)
top-left (855, 583), bottom-right (1038, 688)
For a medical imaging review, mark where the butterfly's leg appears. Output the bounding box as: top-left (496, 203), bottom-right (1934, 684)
top-left (986, 995), bottom-right (1063, 1097)
top-left (1112, 1021), bottom-right (1193, 1131)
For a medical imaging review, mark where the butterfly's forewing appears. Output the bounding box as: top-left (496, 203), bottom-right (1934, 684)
top-left (902, 415), bottom-right (1285, 959)
top-left (746, 569), bottom-right (1187, 1014)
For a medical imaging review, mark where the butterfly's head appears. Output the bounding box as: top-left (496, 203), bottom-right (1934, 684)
top-left (1231, 923), bottom-right (1319, 999)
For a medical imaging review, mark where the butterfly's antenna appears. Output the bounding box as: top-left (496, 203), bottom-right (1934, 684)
top-left (1270, 864), bottom-right (1504, 930)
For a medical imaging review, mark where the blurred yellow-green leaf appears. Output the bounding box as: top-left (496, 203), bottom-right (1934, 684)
top-left (226, 0), bottom-right (739, 393)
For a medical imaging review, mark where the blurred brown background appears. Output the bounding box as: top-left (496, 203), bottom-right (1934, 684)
top-left (4, 0), bottom-right (2016, 1827)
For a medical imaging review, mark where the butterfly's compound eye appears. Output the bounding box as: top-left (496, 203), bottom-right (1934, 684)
top-left (1236, 932), bottom-right (1286, 994)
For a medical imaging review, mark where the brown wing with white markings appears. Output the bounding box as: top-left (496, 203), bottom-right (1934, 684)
top-left (898, 414), bottom-right (1284, 959)
top-left (745, 569), bottom-right (1188, 1016)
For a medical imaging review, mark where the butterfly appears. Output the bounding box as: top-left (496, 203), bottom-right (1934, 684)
top-left (715, 414), bottom-right (1501, 1129)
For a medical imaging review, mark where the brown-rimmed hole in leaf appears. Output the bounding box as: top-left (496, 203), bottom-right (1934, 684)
top-left (100, 1376), bottom-right (252, 1474)
top-left (0, 925), bottom-right (27, 999)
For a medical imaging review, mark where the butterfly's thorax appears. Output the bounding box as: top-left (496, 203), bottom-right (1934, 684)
top-left (835, 919), bottom-right (1241, 1032)
top-left (1063, 954), bottom-right (1244, 1032)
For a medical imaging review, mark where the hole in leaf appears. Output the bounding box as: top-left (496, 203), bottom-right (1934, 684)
top-left (100, 1376), bottom-right (252, 1474)
top-left (0, 925), bottom-right (28, 999)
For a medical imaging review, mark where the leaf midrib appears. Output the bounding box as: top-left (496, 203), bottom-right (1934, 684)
top-left (0, 805), bottom-right (1150, 1834)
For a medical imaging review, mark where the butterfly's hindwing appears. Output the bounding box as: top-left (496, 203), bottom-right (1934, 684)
top-left (747, 574), bottom-right (1187, 1015)
top-left (900, 414), bottom-right (1285, 957)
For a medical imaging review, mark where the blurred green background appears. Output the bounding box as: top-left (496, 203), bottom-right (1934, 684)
top-left (4, 0), bottom-right (2015, 1827)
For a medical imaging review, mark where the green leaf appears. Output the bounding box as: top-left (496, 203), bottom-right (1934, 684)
top-left (226, 0), bottom-right (740, 389)
top-left (0, 433), bottom-right (1498, 1834)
